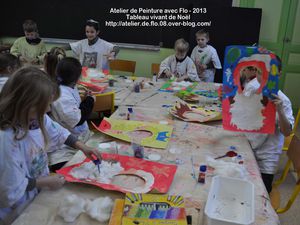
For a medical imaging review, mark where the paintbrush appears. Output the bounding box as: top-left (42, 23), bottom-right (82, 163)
top-left (190, 156), bottom-right (196, 181)
top-left (139, 92), bottom-right (159, 103)
top-left (93, 159), bottom-right (101, 174)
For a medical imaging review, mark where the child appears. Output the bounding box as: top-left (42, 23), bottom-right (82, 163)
top-left (48, 57), bottom-right (95, 171)
top-left (191, 29), bottom-right (222, 82)
top-left (10, 19), bottom-right (47, 65)
top-left (158, 38), bottom-right (199, 82)
top-left (243, 56), bottom-right (294, 193)
top-left (65, 19), bottom-right (119, 70)
top-left (0, 53), bottom-right (20, 91)
top-left (0, 67), bottom-right (101, 224)
top-left (44, 47), bottom-right (66, 80)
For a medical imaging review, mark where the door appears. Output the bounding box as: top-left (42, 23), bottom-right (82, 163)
top-left (234, 0), bottom-right (300, 112)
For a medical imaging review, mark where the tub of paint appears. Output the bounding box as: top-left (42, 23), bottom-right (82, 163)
top-left (204, 176), bottom-right (254, 225)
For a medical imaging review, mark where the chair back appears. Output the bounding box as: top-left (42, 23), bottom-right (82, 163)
top-left (287, 135), bottom-right (300, 181)
top-left (93, 91), bottom-right (115, 114)
top-left (109, 59), bottom-right (136, 74)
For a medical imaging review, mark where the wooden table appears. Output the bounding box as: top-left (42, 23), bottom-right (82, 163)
top-left (12, 79), bottom-right (280, 225)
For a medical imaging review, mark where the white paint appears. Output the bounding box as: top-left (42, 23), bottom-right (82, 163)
top-left (230, 93), bottom-right (265, 131)
top-left (70, 161), bottom-right (124, 184)
top-left (98, 143), bottom-right (111, 149)
top-left (87, 68), bottom-right (105, 78)
top-left (172, 81), bottom-right (193, 87)
top-left (159, 120), bottom-right (169, 125)
top-left (169, 147), bottom-right (182, 154)
top-left (148, 153), bottom-right (161, 161)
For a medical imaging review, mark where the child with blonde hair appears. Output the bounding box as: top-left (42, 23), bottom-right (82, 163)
top-left (158, 38), bottom-right (199, 82)
top-left (44, 47), bottom-right (66, 80)
top-left (0, 67), bottom-right (101, 224)
top-left (191, 29), bottom-right (222, 82)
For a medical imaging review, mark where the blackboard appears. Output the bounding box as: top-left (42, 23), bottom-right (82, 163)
top-left (0, 0), bottom-right (262, 82)
top-left (2, 0), bottom-right (234, 46)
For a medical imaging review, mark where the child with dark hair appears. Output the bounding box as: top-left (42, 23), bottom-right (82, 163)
top-left (10, 19), bottom-right (47, 65)
top-left (242, 54), bottom-right (294, 193)
top-left (64, 19), bottom-right (119, 70)
top-left (0, 67), bottom-right (101, 224)
top-left (48, 57), bottom-right (95, 171)
top-left (0, 53), bottom-right (20, 91)
top-left (44, 47), bottom-right (66, 80)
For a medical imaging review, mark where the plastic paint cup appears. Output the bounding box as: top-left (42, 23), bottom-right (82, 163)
top-left (109, 79), bottom-right (114, 87)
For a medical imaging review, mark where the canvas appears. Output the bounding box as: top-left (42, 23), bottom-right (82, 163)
top-left (222, 46), bottom-right (279, 133)
top-left (92, 117), bottom-right (173, 149)
top-left (169, 101), bottom-right (221, 123)
top-left (159, 80), bottom-right (197, 92)
top-left (57, 153), bottom-right (177, 194)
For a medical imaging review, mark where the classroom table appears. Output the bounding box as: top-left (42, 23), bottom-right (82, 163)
top-left (12, 79), bottom-right (280, 225)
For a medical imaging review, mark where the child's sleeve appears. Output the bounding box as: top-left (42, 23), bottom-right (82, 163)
top-left (187, 59), bottom-right (200, 81)
top-left (51, 94), bottom-right (82, 129)
top-left (10, 38), bottom-right (21, 57)
top-left (211, 48), bottom-right (222, 69)
top-left (70, 40), bottom-right (83, 57)
top-left (190, 47), bottom-right (197, 62)
top-left (37, 41), bottom-right (47, 64)
top-left (44, 115), bottom-right (71, 150)
top-left (280, 93), bottom-right (295, 128)
top-left (158, 56), bottom-right (171, 78)
top-left (0, 131), bottom-right (28, 208)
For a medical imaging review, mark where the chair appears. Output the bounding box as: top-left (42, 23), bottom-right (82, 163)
top-left (151, 63), bottom-right (160, 81)
top-left (109, 59), bottom-right (136, 75)
top-left (93, 91), bottom-right (115, 116)
top-left (270, 134), bottom-right (300, 213)
top-left (282, 108), bottom-right (300, 151)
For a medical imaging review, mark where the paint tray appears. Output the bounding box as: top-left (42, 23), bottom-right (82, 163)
top-left (204, 176), bottom-right (254, 225)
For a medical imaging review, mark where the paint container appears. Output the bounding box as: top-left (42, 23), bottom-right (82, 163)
top-left (153, 73), bottom-right (157, 82)
top-left (134, 82), bottom-right (140, 93)
top-left (198, 165), bottom-right (207, 184)
top-left (132, 143), bottom-right (144, 158)
top-left (236, 155), bottom-right (244, 164)
top-left (109, 79), bottom-right (114, 87)
top-left (205, 176), bottom-right (255, 225)
top-left (131, 137), bottom-right (144, 159)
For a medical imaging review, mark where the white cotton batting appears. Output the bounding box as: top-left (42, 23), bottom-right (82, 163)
top-left (85, 197), bottom-right (114, 222)
top-left (230, 93), bottom-right (265, 130)
top-left (70, 161), bottom-right (124, 184)
top-left (57, 194), bottom-right (86, 222)
top-left (206, 157), bottom-right (247, 179)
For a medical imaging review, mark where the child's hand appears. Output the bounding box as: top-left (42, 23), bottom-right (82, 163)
top-left (19, 56), bottom-right (28, 63)
top-left (199, 64), bottom-right (207, 70)
top-left (80, 144), bottom-right (102, 161)
top-left (165, 70), bottom-right (173, 78)
top-left (176, 77), bottom-right (185, 82)
top-left (86, 90), bottom-right (96, 101)
top-left (31, 58), bottom-right (39, 65)
top-left (271, 94), bottom-right (284, 112)
top-left (36, 174), bottom-right (65, 190)
top-left (107, 51), bottom-right (116, 60)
